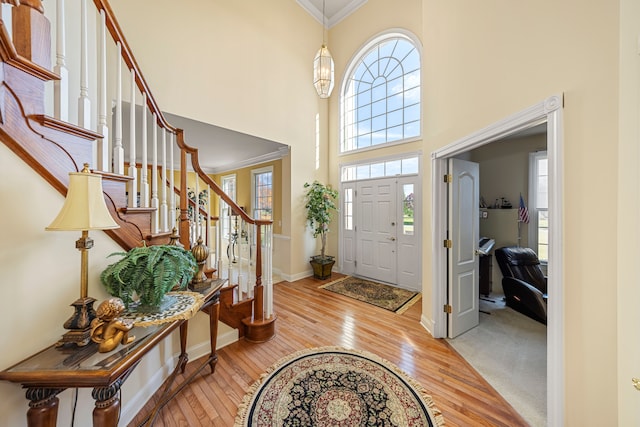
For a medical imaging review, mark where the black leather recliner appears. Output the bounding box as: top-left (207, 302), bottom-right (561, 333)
top-left (494, 246), bottom-right (547, 324)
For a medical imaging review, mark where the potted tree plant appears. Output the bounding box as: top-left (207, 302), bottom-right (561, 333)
top-left (100, 244), bottom-right (197, 312)
top-left (304, 181), bottom-right (339, 279)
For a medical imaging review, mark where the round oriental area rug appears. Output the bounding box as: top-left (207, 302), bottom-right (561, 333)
top-left (234, 347), bottom-right (445, 426)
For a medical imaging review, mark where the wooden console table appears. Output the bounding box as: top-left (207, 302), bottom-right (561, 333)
top-left (0, 279), bottom-right (224, 427)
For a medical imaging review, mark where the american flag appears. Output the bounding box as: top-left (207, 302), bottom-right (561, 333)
top-left (518, 194), bottom-right (529, 224)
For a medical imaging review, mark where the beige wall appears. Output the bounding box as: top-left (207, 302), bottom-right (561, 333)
top-left (617, 0), bottom-right (640, 425)
top-left (2, 0), bottom-right (639, 425)
top-left (469, 133), bottom-right (546, 214)
top-left (421, 0), bottom-right (620, 425)
top-left (109, 0), bottom-right (325, 278)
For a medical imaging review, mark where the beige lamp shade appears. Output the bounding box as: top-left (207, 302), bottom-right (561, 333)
top-left (46, 166), bottom-right (119, 231)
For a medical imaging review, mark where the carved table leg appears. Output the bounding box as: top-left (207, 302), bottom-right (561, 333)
top-left (92, 379), bottom-right (122, 427)
top-left (208, 297), bottom-right (220, 374)
top-left (179, 321), bottom-right (189, 373)
top-left (25, 388), bottom-right (63, 427)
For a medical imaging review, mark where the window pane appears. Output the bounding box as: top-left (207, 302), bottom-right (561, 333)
top-left (254, 171), bottom-right (273, 221)
top-left (387, 125), bottom-right (403, 142)
top-left (403, 184), bottom-right (415, 235)
top-left (405, 103), bottom-right (420, 122)
top-left (357, 134), bottom-right (371, 149)
top-left (372, 80), bottom-right (386, 101)
top-left (357, 88), bottom-right (372, 105)
top-left (341, 35), bottom-right (421, 153)
top-left (372, 131), bottom-right (387, 146)
top-left (356, 165), bottom-right (370, 180)
top-left (404, 87), bottom-right (420, 105)
top-left (370, 162), bottom-right (385, 178)
top-left (538, 210), bottom-right (549, 262)
top-left (372, 114), bottom-right (386, 133)
top-left (357, 120), bottom-right (371, 136)
top-left (385, 160), bottom-right (401, 176)
top-left (404, 68), bottom-right (420, 90)
top-left (388, 109), bottom-right (403, 128)
top-left (402, 157), bottom-right (419, 174)
top-left (388, 93), bottom-right (403, 111)
top-left (340, 156), bottom-right (420, 182)
top-left (344, 188), bottom-right (353, 231)
top-left (388, 75), bottom-right (403, 96)
top-left (372, 99), bottom-right (386, 117)
top-left (404, 121), bottom-right (420, 139)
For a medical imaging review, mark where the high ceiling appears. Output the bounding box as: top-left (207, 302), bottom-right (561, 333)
top-left (168, 1), bottom-right (365, 173)
top-left (296, 0), bottom-right (367, 28)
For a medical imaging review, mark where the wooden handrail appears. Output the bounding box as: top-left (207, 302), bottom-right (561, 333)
top-left (92, 0), bottom-right (271, 234)
top-left (1, 0), bottom-right (276, 338)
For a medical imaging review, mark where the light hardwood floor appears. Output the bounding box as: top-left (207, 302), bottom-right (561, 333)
top-left (128, 274), bottom-right (529, 426)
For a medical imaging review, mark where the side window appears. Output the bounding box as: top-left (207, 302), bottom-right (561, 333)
top-left (252, 167), bottom-right (273, 221)
top-left (221, 175), bottom-right (236, 238)
top-left (341, 32), bottom-right (421, 153)
top-left (529, 151), bottom-right (548, 262)
top-left (344, 188), bottom-right (353, 231)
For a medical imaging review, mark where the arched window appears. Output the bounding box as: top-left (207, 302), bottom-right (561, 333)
top-left (341, 32), bottom-right (421, 153)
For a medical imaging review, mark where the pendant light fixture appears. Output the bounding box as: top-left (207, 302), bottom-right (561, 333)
top-left (313, 0), bottom-right (334, 98)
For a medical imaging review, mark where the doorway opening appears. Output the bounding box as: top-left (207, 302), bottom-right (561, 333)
top-left (430, 95), bottom-right (564, 426)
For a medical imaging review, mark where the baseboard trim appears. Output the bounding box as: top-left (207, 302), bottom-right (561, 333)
top-left (120, 327), bottom-right (239, 425)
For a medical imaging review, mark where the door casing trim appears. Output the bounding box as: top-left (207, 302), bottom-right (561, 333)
top-left (430, 94), bottom-right (564, 426)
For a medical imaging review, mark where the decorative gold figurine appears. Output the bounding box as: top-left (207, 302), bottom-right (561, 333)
top-left (90, 298), bottom-right (135, 353)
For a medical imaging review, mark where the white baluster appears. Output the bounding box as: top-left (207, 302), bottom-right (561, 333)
top-left (77, 0), bottom-right (91, 131)
top-left (160, 128), bottom-right (168, 231)
top-left (140, 93), bottom-right (149, 207)
top-left (54, 0), bottom-right (68, 122)
top-left (169, 132), bottom-right (176, 230)
top-left (96, 9), bottom-right (109, 172)
top-left (151, 114), bottom-right (159, 233)
top-left (206, 184), bottom-right (212, 268)
top-left (128, 68), bottom-right (137, 207)
top-left (195, 174), bottom-right (200, 241)
top-left (265, 224), bottom-right (273, 318)
top-left (112, 42), bottom-right (124, 174)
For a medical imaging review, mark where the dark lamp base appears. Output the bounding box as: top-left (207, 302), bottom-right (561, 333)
top-left (57, 296), bottom-right (97, 347)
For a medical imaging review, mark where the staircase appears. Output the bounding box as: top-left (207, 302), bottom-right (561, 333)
top-left (0, 0), bottom-right (275, 341)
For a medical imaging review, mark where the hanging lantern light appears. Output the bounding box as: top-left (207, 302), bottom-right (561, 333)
top-left (313, 0), bottom-right (334, 98)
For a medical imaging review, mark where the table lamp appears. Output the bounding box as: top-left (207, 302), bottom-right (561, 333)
top-left (46, 163), bottom-right (120, 347)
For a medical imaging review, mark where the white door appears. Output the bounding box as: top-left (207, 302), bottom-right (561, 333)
top-left (448, 158), bottom-right (480, 338)
top-left (356, 180), bottom-right (396, 284)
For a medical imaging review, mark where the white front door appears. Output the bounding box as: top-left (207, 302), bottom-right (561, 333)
top-left (356, 179), bottom-right (396, 284)
top-left (448, 158), bottom-right (480, 338)
top-left (342, 177), bottom-right (421, 291)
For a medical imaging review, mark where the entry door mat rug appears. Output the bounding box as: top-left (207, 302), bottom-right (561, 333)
top-left (234, 346), bottom-right (445, 427)
top-left (320, 276), bottom-right (421, 313)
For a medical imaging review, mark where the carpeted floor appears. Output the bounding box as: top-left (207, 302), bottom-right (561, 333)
top-left (234, 346), bottom-right (445, 426)
top-left (448, 295), bottom-right (547, 427)
top-left (320, 276), bottom-right (421, 313)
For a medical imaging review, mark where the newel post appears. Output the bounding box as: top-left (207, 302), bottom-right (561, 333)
top-left (12, 0), bottom-right (51, 70)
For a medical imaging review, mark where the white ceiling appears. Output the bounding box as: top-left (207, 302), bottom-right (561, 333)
top-left (163, 112), bottom-right (289, 174)
top-left (296, 0), bottom-right (367, 28)
top-left (164, 1), bottom-right (364, 173)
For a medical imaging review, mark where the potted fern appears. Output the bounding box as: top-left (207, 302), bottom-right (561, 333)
top-left (304, 181), bottom-right (339, 279)
top-left (100, 244), bottom-right (197, 311)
